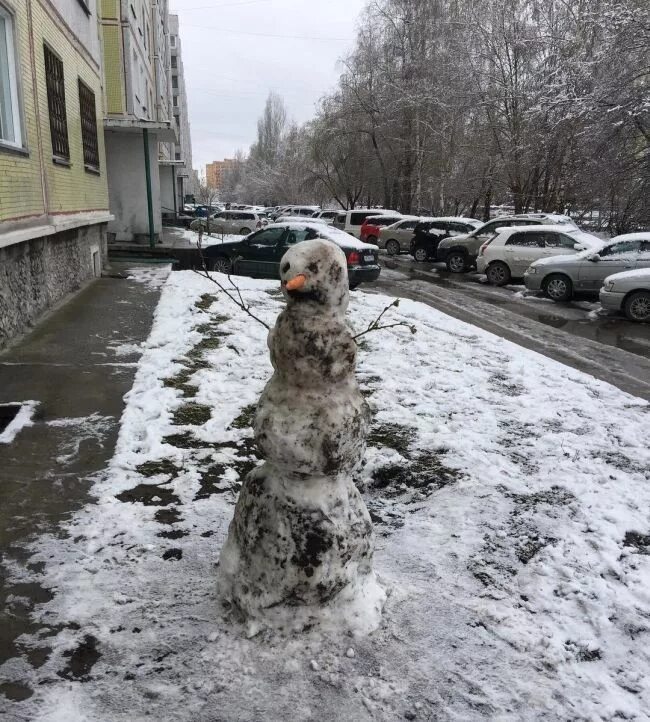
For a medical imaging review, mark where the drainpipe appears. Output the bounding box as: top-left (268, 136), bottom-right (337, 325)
top-left (172, 164), bottom-right (178, 219)
top-left (143, 128), bottom-right (155, 248)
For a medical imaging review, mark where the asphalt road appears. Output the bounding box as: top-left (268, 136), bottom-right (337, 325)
top-left (367, 255), bottom-right (650, 401)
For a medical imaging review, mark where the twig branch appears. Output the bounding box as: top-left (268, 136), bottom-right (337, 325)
top-left (353, 299), bottom-right (416, 342)
top-left (192, 235), bottom-right (271, 330)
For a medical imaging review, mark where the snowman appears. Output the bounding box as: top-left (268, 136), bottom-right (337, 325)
top-left (217, 239), bottom-right (385, 636)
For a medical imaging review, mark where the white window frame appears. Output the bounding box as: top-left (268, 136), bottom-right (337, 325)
top-left (0, 3), bottom-right (23, 149)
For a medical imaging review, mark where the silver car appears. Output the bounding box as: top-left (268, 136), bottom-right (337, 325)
top-left (206, 210), bottom-right (264, 235)
top-left (600, 268), bottom-right (650, 322)
top-left (377, 217), bottom-right (420, 255)
top-left (524, 232), bottom-right (650, 301)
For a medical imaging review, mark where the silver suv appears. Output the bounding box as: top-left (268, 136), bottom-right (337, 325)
top-left (197, 210), bottom-right (264, 235)
top-left (436, 214), bottom-right (577, 273)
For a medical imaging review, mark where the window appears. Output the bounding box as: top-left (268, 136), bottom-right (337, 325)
top-left (545, 233), bottom-right (577, 249)
top-left (173, 95), bottom-right (178, 107)
top-left (506, 232), bottom-right (544, 248)
top-left (171, 56), bottom-right (177, 69)
top-left (170, 35), bottom-right (176, 47)
top-left (44, 45), bottom-right (69, 161)
top-left (171, 75), bottom-right (178, 89)
top-left (0, 5), bottom-right (22, 148)
top-left (78, 79), bottom-right (99, 170)
top-left (174, 151), bottom-right (180, 160)
top-left (251, 227), bottom-right (285, 246)
top-left (600, 240), bottom-right (641, 257)
top-left (399, 220), bottom-right (417, 230)
top-left (350, 212), bottom-right (372, 225)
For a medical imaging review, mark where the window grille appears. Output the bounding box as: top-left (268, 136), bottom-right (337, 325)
top-left (44, 45), bottom-right (69, 160)
top-left (78, 79), bottom-right (99, 169)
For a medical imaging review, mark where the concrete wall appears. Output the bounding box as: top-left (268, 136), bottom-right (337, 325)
top-left (49, 0), bottom-right (101, 64)
top-left (0, 223), bottom-right (106, 348)
top-left (105, 130), bottom-right (162, 241)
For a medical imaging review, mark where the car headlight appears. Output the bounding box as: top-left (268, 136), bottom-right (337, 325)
top-left (603, 281), bottom-right (614, 292)
top-left (525, 266), bottom-right (537, 274)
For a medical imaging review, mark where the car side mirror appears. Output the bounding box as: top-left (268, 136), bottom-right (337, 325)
top-left (586, 253), bottom-right (600, 262)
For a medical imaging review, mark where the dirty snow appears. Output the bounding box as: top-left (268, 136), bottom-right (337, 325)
top-left (0, 401), bottom-right (38, 444)
top-left (1, 271), bottom-right (650, 721)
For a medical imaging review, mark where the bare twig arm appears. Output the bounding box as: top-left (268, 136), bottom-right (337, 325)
top-left (191, 235), bottom-right (271, 330)
top-left (352, 299), bottom-right (416, 342)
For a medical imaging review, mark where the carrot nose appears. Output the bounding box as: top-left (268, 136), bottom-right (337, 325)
top-left (285, 274), bottom-right (306, 291)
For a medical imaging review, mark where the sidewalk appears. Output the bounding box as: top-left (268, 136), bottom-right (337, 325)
top-left (0, 263), bottom-right (168, 701)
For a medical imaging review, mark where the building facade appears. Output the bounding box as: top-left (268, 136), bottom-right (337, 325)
top-left (206, 158), bottom-right (236, 191)
top-left (99, 0), bottom-right (176, 242)
top-left (0, 0), bottom-right (111, 348)
top-left (160, 13), bottom-right (195, 216)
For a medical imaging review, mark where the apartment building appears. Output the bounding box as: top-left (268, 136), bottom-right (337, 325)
top-left (99, 0), bottom-right (176, 243)
top-left (0, 0), bottom-right (111, 347)
top-left (206, 158), bottom-right (236, 191)
top-left (160, 13), bottom-right (196, 217)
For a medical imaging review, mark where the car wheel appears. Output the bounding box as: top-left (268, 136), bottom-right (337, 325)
top-left (413, 247), bottom-right (428, 262)
top-left (543, 274), bottom-right (573, 302)
top-left (367, 235), bottom-right (378, 245)
top-left (386, 239), bottom-right (400, 256)
top-left (210, 256), bottom-right (232, 274)
top-left (624, 291), bottom-right (650, 323)
top-left (446, 252), bottom-right (467, 273)
top-left (239, 227), bottom-right (251, 235)
top-left (486, 261), bottom-right (511, 286)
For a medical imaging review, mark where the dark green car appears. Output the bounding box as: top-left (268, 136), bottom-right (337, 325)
top-left (201, 223), bottom-right (381, 288)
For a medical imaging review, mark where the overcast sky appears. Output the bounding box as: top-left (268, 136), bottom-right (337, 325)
top-left (169, 0), bottom-right (368, 176)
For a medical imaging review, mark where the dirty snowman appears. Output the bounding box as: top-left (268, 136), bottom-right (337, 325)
top-left (217, 239), bottom-right (386, 636)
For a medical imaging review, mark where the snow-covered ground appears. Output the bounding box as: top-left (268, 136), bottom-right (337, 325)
top-left (2, 270), bottom-right (650, 721)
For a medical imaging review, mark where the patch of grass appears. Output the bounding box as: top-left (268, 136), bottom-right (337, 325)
top-left (163, 431), bottom-right (207, 449)
top-left (368, 423), bottom-right (417, 457)
top-left (194, 463), bottom-right (231, 500)
top-left (187, 337), bottom-right (222, 359)
top-left (229, 403), bottom-right (257, 430)
top-left (162, 368), bottom-right (198, 398)
top-left (154, 508), bottom-right (183, 525)
top-left (172, 402), bottom-right (212, 426)
top-left (623, 531), bottom-right (650, 554)
top-left (116, 484), bottom-right (179, 507)
top-left (370, 452), bottom-right (460, 499)
top-left (195, 294), bottom-right (218, 311)
top-left (135, 459), bottom-right (180, 478)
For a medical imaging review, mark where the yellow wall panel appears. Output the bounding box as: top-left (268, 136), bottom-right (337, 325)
top-left (102, 24), bottom-right (124, 114)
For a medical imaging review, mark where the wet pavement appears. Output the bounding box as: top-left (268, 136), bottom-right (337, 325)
top-left (373, 256), bottom-right (650, 400)
top-left (0, 264), bottom-right (166, 698)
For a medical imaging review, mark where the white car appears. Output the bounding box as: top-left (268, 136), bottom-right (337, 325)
top-left (477, 225), bottom-right (603, 285)
top-left (275, 215), bottom-right (328, 225)
top-left (272, 205), bottom-right (320, 220)
top-left (333, 208), bottom-right (400, 239)
top-left (311, 209), bottom-right (339, 224)
top-left (600, 268), bottom-right (650, 322)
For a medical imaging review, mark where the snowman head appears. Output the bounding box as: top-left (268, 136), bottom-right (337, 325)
top-left (279, 239), bottom-right (349, 311)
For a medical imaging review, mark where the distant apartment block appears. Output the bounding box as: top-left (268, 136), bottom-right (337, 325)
top-left (160, 13), bottom-right (196, 216)
top-left (99, 0), bottom-right (178, 242)
top-left (206, 158), bottom-right (236, 190)
top-left (0, 0), bottom-right (111, 347)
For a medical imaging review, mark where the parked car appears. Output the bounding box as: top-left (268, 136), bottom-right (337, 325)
top-left (437, 214), bottom-right (579, 273)
top-left (193, 210), bottom-right (266, 235)
top-left (377, 217), bottom-right (420, 255)
top-left (477, 225), bottom-right (603, 286)
top-left (524, 233), bottom-right (650, 301)
top-left (271, 205), bottom-right (320, 220)
top-left (275, 215), bottom-right (328, 225)
top-left (311, 209), bottom-right (339, 223)
top-left (410, 218), bottom-right (483, 261)
top-left (600, 268), bottom-right (650, 322)
top-left (333, 208), bottom-right (399, 239)
top-left (360, 214), bottom-right (404, 244)
top-left (201, 222), bottom-right (380, 289)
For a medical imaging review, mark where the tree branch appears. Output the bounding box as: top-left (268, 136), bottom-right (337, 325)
top-left (192, 236), bottom-right (271, 330)
top-left (353, 299), bottom-right (416, 342)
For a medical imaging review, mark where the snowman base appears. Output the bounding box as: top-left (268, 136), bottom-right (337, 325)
top-left (218, 463), bottom-right (386, 637)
